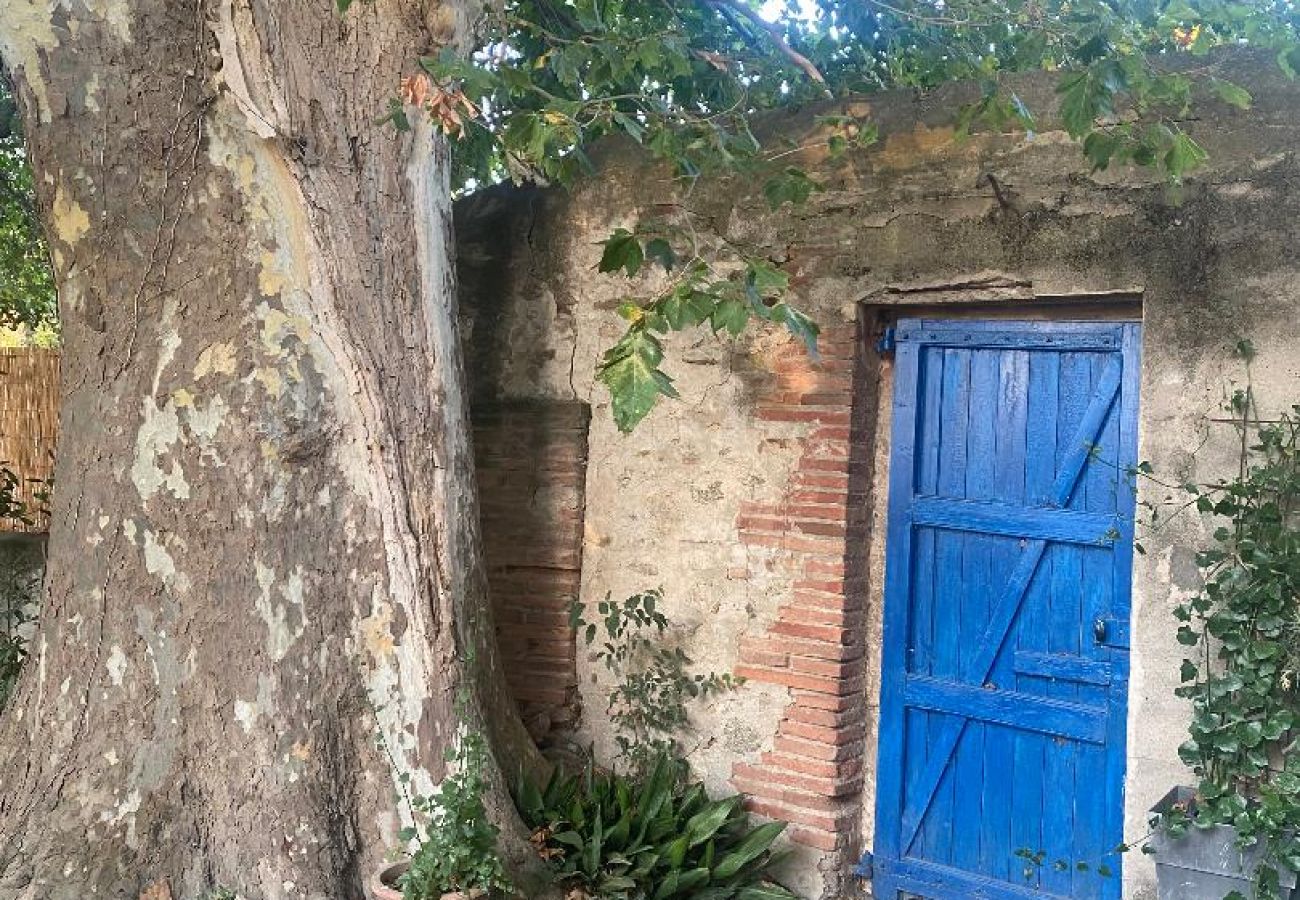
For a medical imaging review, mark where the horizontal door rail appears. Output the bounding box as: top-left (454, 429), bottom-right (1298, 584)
top-left (896, 320), bottom-right (1126, 351)
top-left (876, 856), bottom-right (1075, 900)
top-left (1013, 650), bottom-right (1114, 686)
top-left (910, 496), bottom-right (1120, 546)
top-left (903, 675), bottom-right (1108, 745)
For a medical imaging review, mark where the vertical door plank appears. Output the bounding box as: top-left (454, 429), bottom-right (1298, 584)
top-left (925, 348), bottom-right (971, 864)
top-left (1011, 349), bottom-right (1058, 891)
top-left (1041, 351), bottom-right (1090, 896)
top-left (980, 349), bottom-right (1029, 882)
top-left (952, 349), bottom-right (999, 873)
top-left (906, 347), bottom-right (945, 862)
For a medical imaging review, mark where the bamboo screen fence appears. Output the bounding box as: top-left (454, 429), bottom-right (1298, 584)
top-left (0, 349), bottom-right (59, 533)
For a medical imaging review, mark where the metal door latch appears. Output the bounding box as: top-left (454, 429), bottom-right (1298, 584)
top-left (1093, 618), bottom-right (1108, 644)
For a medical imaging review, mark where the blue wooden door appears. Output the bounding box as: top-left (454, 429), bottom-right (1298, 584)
top-left (871, 319), bottom-right (1141, 900)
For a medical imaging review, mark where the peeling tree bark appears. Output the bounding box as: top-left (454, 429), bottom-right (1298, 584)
top-left (0, 2), bottom-right (543, 897)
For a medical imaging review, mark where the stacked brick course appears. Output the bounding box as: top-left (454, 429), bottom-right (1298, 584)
top-left (730, 322), bottom-right (876, 870)
top-left (473, 402), bottom-right (590, 740)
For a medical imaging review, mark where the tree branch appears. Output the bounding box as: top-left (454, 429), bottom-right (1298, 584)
top-left (705, 0), bottom-right (832, 96)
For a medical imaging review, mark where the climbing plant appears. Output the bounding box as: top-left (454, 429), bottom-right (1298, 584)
top-left (372, 0), bottom-right (1300, 430)
top-left (1157, 385), bottom-right (1300, 899)
top-left (571, 588), bottom-right (742, 773)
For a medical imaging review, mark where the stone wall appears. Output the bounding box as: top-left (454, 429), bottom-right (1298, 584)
top-left (454, 52), bottom-right (1300, 900)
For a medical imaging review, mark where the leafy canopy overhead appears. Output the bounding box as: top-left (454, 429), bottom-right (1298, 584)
top-left (386, 0), bottom-right (1300, 430)
top-left (421, 0), bottom-right (1297, 188)
top-left (0, 73), bottom-right (56, 336)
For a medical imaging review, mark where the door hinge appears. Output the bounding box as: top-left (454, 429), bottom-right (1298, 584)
top-left (854, 851), bottom-right (874, 879)
top-left (876, 327), bottom-right (897, 356)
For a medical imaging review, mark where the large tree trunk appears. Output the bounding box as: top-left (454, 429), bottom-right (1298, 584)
top-left (0, 2), bottom-right (542, 897)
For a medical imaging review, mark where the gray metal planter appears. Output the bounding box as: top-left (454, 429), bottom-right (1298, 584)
top-left (1150, 787), bottom-right (1298, 900)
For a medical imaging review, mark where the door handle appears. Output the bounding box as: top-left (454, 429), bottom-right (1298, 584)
top-left (1093, 618), bottom-right (1108, 644)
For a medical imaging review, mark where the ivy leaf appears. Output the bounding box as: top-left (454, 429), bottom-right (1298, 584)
top-left (1208, 77), bottom-right (1252, 110)
top-left (1057, 68), bottom-right (1119, 138)
top-left (762, 167), bottom-right (818, 210)
top-left (599, 228), bottom-right (645, 277)
top-left (710, 296), bottom-right (749, 337)
top-left (1082, 130), bottom-right (1121, 171)
top-left (658, 287), bottom-right (714, 330)
top-left (644, 238), bottom-right (676, 271)
top-left (746, 259), bottom-right (789, 298)
top-left (598, 327), bottom-right (678, 432)
top-left (1164, 132), bottom-right (1208, 180)
top-left (769, 303), bottom-right (820, 357)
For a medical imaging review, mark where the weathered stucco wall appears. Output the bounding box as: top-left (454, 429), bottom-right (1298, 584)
top-left (456, 52), bottom-right (1300, 900)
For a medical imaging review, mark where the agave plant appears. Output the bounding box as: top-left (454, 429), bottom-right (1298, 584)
top-left (516, 754), bottom-right (798, 900)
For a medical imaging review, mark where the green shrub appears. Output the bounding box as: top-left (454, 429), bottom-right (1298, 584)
top-left (570, 589), bottom-right (741, 774)
top-left (397, 729), bottom-right (512, 899)
top-left (516, 753), bottom-right (797, 900)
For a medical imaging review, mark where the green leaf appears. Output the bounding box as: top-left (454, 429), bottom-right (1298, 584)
top-left (712, 821), bottom-right (786, 880)
top-left (1056, 67), bottom-right (1119, 138)
top-left (1164, 132), bottom-right (1207, 180)
top-left (1082, 130), bottom-right (1121, 171)
top-left (762, 167), bottom-right (818, 210)
top-left (659, 287), bottom-right (714, 331)
top-left (645, 238), bottom-right (677, 271)
top-left (599, 228), bottom-right (645, 278)
top-left (613, 111), bottom-right (645, 144)
top-left (745, 260), bottom-right (789, 298)
top-left (771, 304), bottom-right (820, 356)
top-left (375, 98), bottom-right (411, 133)
top-left (736, 885), bottom-right (800, 900)
top-left (1208, 77), bottom-right (1252, 110)
top-left (685, 798), bottom-right (740, 847)
top-left (710, 296), bottom-right (749, 337)
top-left (598, 326), bottom-right (678, 432)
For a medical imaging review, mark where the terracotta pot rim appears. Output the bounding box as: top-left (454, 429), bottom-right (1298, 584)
top-left (368, 861), bottom-right (488, 900)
